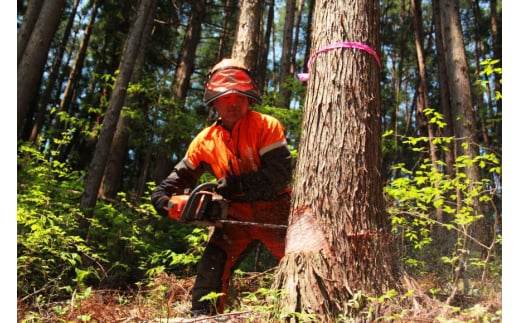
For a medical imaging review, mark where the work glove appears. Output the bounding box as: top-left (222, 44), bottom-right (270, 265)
top-left (153, 195), bottom-right (170, 217)
top-left (216, 176), bottom-right (243, 199)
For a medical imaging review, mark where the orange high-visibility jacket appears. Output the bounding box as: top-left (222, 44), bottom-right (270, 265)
top-left (185, 110), bottom-right (288, 178)
top-left (151, 110), bottom-right (292, 216)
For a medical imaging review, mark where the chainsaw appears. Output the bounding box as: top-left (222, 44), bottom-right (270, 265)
top-left (167, 182), bottom-right (287, 229)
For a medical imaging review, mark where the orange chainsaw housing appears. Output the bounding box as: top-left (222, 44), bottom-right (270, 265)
top-left (167, 194), bottom-right (190, 221)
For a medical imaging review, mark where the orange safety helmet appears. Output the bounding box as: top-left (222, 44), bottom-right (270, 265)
top-left (204, 58), bottom-right (262, 105)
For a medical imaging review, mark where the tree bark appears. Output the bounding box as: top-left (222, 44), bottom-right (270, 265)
top-left (232, 0), bottom-right (264, 72)
top-left (412, 0), bottom-right (447, 242)
top-left (17, 0), bottom-right (44, 66)
top-left (80, 0), bottom-right (157, 216)
top-left (256, 0), bottom-right (273, 91)
top-left (217, 0), bottom-right (240, 60)
top-left (489, 0), bottom-right (501, 150)
top-left (290, 0), bottom-right (304, 78)
top-left (278, 0), bottom-right (295, 108)
top-left (432, 0), bottom-right (456, 178)
top-left (439, 0), bottom-right (487, 255)
top-left (272, 0), bottom-right (399, 320)
top-left (151, 0), bottom-right (205, 185)
top-left (101, 0), bottom-right (156, 200)
top-left (29, 0), bottom-right (82, 144)
top-left (54, 0), bottom-right (99, 135)
top-left (17, 0), bottom-right (66, 139)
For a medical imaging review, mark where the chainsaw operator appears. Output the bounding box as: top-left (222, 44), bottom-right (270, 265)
top-left (151, 58), bottom-right (293, 317)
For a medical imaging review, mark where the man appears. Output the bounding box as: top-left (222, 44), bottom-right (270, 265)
top-left (151, 58), bottom-right (293, 316)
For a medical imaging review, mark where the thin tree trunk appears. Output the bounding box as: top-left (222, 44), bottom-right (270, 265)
top-left (256, 0), bottom-right (274, 90)
top-left (29, 0), bottom-right (82, 144)
top-left (151, 0), bottom-right (205, 185)
top-left (470, 0), bottom-right (495, 253)
top-left (217, 0), bottom-right (239, 60)
top-left (17, 0), bottom-right (44, 66)
top-left (439, 0), bottom-right (486, 256)
top-left (471, 0), bottom-right (490, 147)
top-left (70, 33), bottom-right (121, 172)
top-left (80, 0), bottom-right (157, 217)
top-left (172, 0), bottom-right (204, 100)
top-left (17, 0), bottom-right (66, 139)
top-left (278, 0), bottom-right (295, 108)
top-left (489, 0), bottom-right (501, 150)
top-left (303, 0), bottom-right (314, 69)
top-left (432, 0), bottom-right (455, 177)
top-left (290, 0), bottom-right (304, 77)
top-left (54, 0), bottom-right (99, 134)
top-left (412, 0), bottom-right (445, 235)
top-left (101, 0), bottom-right (156, 200)
top-left (232, 0), bottom-right (264, 71)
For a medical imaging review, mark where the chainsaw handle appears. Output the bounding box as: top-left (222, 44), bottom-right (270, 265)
top-left (180, 182), bottom-right (218, 222)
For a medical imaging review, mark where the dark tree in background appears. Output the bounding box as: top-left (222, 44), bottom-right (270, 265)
top-left (17, 0), bottom-right (66, 137)
top-left (80, 0), bottom-right (157, 217)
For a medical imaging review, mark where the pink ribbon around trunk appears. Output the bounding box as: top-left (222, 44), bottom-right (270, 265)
top-left (297, 41), bottom-right (381, 82)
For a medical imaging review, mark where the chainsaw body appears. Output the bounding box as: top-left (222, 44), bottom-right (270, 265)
top-left (167, 182), bottom-right (288, 229)
top-left (167, 182), bottom-right (227, 224)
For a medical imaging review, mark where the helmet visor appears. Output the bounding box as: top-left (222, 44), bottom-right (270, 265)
top-left (204, 68), bottom-right (261, 105)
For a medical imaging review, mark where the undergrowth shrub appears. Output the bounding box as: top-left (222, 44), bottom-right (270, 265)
top-left (17, 142), bottom-right (95, 301)
top-left (18, 139), bottom-right (282, 306)
top-left (17, 142), bottom-right (206, 306)
top-left (384, 107), bottom-right (502, 300)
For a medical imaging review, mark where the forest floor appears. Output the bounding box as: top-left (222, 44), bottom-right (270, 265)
top-left (17, 270), bottom-right (502, 323)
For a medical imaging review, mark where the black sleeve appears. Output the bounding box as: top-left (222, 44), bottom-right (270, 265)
top-left (151, 158), bottom-right (205, 216)
top-left (239, 145), bottom-right (293, 201)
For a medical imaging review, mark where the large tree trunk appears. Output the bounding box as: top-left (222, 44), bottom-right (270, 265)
top-left (17, 0), bottom-right (66, 139)
top-left (80, 0), bottom-right (157, 217)
top-left (272, 0), bottom-right (399, 321)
